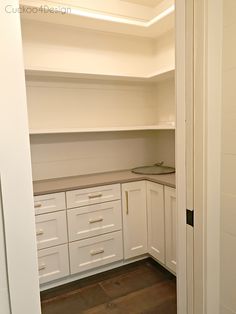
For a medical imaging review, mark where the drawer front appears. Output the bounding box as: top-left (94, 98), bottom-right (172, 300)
top-left (37, 244), bottom-right (69, 285)
top-left (69, 231), bottom-right (123, 274)
top-left (34, 192), bottom-right (66, 215)
top-left (67, 200), bottom-right (122, 241)
top-left (35, 211), bottom-right (68, 250)
top-left (66, 184), bottom-right (121, 209)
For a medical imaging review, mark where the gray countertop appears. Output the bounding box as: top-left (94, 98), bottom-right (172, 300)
top-left (33, 169), bottom-right (176, 196)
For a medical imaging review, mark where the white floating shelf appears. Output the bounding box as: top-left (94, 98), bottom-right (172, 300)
top-left (25, 67), bottom-right (175, 83)
top-left (29, 124), bottom-right (176, 135)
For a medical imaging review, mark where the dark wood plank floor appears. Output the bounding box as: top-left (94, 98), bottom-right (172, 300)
top-left (41, 258), bottom-right (177, 314)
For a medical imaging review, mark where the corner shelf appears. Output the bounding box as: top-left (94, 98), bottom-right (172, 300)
top-left (29, 123), bottom-right (176, 135)
top-left (25, 67), bottom-right (175, 83)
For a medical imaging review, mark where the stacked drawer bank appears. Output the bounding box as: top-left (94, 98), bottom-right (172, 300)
top-left (34, 184), bottom-right (123, 285)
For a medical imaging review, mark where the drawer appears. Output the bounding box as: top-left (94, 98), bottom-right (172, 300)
top-left (35, 211), bottom-right (68, 250)
top-left (67, 200), bottom-right (122, 241)
top-left (34, 192), bottom-right (66, 215)
top-left (66, 184), bottom-right (121, 209)
top-left (37, 244), bottom-right (69, 285)
top-left (69, 231), bottom-right (123, 274)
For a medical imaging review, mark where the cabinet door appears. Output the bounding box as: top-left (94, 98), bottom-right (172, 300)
top-left (122, 181), bottom-right (147, 259)
top-left (165, 186), bottom-right (177, 273)
top-left (147, 182), bottom-right (165, 264)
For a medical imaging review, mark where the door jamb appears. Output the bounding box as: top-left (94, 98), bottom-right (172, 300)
top-left (175, 0), bottom-right (188, 313)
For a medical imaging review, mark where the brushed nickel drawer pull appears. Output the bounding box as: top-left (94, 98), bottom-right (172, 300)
top-left (90, 248), bottom-right (104, 256)
top-left (125, 191), bottom-right (129, 215)
top-left (89, 217), bottom-right (103, 224)
top-left (88, 193), bottom-right (103, 199)
top-left (36, 229), bottom-right (44, 236)
top-left (34, 203), bottom-right (42, 208)
top-left (38, 264), bottom-right (46, 271)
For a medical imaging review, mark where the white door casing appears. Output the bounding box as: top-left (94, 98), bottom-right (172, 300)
top-left (175, 0), bottom-right (188, 313)
top-left (0, 1), bottom-right (41, 313)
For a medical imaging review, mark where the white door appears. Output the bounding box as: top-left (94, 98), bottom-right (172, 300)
top-left (165, 187), bottom-right (177, 273)
top-left (122, 181), bottom-right (148, 259)
top-left (0, 1), bottom-right (41, 313)
top-left (146, 182), bottom-right (165, 264)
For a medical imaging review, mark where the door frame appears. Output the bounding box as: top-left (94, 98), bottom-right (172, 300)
top-left (1, 1), bottom-right (222, 313)
top-left (175, 1), bottom-right (188, 313)
top-left (176, 0), bottom-right (222, 313)
top-left (193, 0), bottom-right (222, 313)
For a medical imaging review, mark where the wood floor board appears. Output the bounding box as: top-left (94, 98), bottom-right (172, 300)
top-left (41, 258), bottom-right (176, 314)
top-left (100, 264), bottom-right (169, 299)
top-left (41, 259), bottom-right (150, 302)
top-left (41, 284), bottom-right (109, 314)
top-left (83, 281), bottom-right (176, 314)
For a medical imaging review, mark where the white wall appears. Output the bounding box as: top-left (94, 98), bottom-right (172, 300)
top-left (26, 76), bottom-right (175, 181)
top-left (154, 77), bottom-right (175, 123)
top-left (21, 18), bottom-right (175, 77)
top-left (30, 130), bottom-right (175, 181)
top-left (0, 1), bottom-right (41, 313)
top-left (221, 1), bottom-right (236, 313)
top-left (26, 80), bottom-right (157, 130)
top-left (21, 4), bottom-right (176, 182)
top-left (153, 29), bottom-right (175, 75)
top-left (21, 19), bottom-right (154, 77)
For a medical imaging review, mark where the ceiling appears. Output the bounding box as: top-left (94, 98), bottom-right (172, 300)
top-left (121, 0), bottom-right (163, 8)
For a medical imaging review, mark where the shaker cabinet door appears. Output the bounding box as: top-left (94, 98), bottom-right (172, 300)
top-left (122, 181), bottom-right (148, 259)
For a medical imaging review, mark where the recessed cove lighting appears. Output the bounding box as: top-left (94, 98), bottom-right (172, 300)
top-left (63, 4), bottom-right (175, 28)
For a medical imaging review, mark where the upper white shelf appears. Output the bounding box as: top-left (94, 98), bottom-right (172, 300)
top-left (25, 67), bottom-right (175, 83)
top-left (20, 0), bottom-right (174, 38)
top-left (29, 123), bottom-right (176, 135)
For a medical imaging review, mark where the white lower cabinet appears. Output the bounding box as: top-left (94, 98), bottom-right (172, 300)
top-left (67, 200), bottom-right (122, 241)
top-left (37, 244), bottom-right (70, 284)
top-left (35, 211), bottom-right (68, 250)
top-left (165, 186), bottom-right (177, 273)
top-left (122, 181), bottom-right (148, 259)
top-left (34, 181), bottom-right (176, 286)
top-left (69, 231), bottom-right (123, 274)
top-left (146, 182), bottom-right (165, 264)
